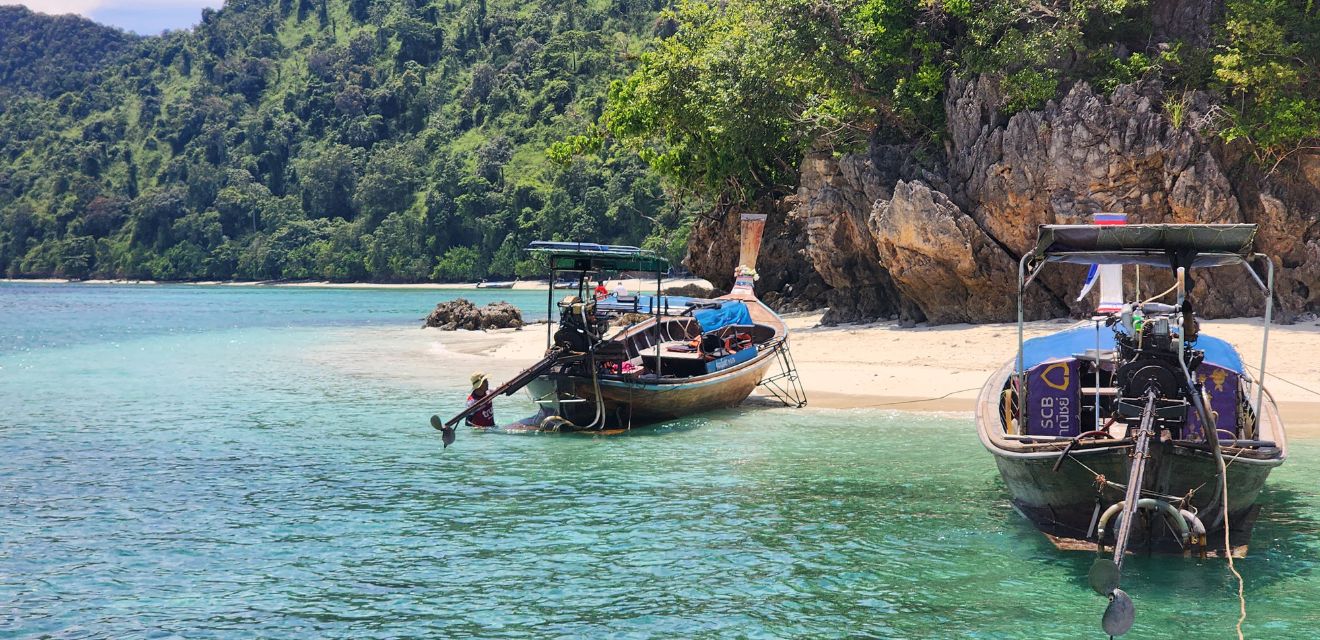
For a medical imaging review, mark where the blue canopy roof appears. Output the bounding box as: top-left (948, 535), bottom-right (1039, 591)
top-left (1021, 324), bottom-right (1244, 372)
top-left (526, 241), bottom-right (669, 273)
top-left (596, 294), bottom-right (712, 315)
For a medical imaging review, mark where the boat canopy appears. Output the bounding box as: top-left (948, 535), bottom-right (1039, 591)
top-left (596, 294), bottom-right (714, 316)
top-left (1032, 223), bottom-right (1258, 268)
top-left (1021, 324), bottom-right (1245, 372)
top-left (527, 241), bottom-right (669, 273)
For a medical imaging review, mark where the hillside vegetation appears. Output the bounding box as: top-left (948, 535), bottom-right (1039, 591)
top-left (5, 0), bottom-right (1316, 286)
top-left (0, 0), bottom-right (683, 282)
top-left (599, 0), bottom-right (1320, 202)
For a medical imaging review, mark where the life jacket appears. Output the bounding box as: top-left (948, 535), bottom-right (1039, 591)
top-left (466, 393), bottom-right (495, 427)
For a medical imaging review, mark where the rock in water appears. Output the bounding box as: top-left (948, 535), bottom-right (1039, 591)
top-left (423, 298), bottom-right (524, 330)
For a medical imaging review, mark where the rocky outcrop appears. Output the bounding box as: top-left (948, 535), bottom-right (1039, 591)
top-left (870, 180), bottom-right (1063, 323)
top-left (791, 149), bottom-right (921, 323)
top-left (686, 196), bottom-right (829, 313)
top-left (664, 283), bottom-right (722, 298)
top-left (939, 76), bottom-right (1319, 320)
top-left (423, 299), bottom-right (524, 330)
top-left (686, 73), bottom-right (1320, 324)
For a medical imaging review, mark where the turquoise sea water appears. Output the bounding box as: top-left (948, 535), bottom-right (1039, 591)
top-left (2, 282), bottom-right (1318, 639)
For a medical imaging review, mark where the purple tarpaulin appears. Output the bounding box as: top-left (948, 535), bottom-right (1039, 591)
top-left (1027, 359), bottom-right (1081, 437)
top-left (1185, 364), bottom-right (1240, 441)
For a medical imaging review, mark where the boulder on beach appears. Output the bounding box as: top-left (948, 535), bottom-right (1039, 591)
top-left (665, 283), bottom-right (722, 298)
top-left (423, 298), bottom-right (524, 330)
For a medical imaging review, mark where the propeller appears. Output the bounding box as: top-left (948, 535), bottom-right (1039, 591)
top-left (430, 414), bottom-right (455, 448)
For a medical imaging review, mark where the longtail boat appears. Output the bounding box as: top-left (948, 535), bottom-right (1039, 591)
top-left (975, 217), bottom-right (1286, 635)
top-left (433, 214), bottom-right (805, 442)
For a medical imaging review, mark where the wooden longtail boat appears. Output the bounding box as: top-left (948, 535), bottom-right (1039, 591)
top-left (975, 219), bottom-right (1286, 635)
top-left (436, 214), bottom-right (805, 440)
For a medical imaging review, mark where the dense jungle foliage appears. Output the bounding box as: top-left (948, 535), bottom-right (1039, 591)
top-left (595, 0), bottom-right (1320, 202)
top-left (4, 0), bottom-right (1316, 282)
top-left (0, 1), bottom-right (687, 282)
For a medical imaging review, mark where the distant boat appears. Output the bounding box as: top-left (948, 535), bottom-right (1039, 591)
top-left (551, 278), bottom-right (578, 289)
top-left (436, 217), bottom-right (806, 441)
top-left (476, 280), bottom-right (516, 289)
top-left (975, 220), bottom-right (1285, 636)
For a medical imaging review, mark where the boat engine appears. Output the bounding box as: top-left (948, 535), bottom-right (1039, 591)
top-left (1109, 303), bottom-right (1203, 431)
top-left (553, 296), bottom-right (606, 353)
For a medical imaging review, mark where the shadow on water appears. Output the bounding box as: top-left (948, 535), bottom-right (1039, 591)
top-left (982, 478), bottom-right (1320, 637)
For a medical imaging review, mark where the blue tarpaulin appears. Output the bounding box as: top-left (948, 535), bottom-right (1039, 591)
top-left (1021, 324), bottom-right (1244, 372)
top-left (693, 301), bottom-right (753, 333)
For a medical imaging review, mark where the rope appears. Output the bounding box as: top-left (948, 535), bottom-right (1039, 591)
top-left (1141, 281), bottom-right (1180, 305)
top-left (860, 386), bottom-right (981, 407)
top-left (1241, 363), bottom-right (1320, 398)
top-left (1068, 454), bottom-right (1193, 506)
top-left (1220, 455), bottom-right (1247, 640)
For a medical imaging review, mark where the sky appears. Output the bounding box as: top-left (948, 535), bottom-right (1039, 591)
top-left (12, 0), bottom-right (223, 35)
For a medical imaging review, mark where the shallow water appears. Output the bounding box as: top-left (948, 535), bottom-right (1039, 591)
top-left (2, 283), bottom-right (1318, 639)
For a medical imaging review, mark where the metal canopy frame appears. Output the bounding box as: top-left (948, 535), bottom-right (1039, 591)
top-left (527, 241), bottom-right (669, 273)
top-left (1015, 238), bottom-right (1275, 429)
top-left (528, 241), bottom-right (669, 378)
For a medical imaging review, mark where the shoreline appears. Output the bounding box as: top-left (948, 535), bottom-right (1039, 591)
top-left (418, 312), bottom-right (1320, 436)
top-left (1, 276), bottom-right (714, 292)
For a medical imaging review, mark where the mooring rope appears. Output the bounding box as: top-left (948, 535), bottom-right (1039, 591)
top-left (1218, 455), bottom-right (1247, 640)
top-left (1242, 363), bottom-right (1320, 399)
top-left (860, 386), bottom-right (981, 407)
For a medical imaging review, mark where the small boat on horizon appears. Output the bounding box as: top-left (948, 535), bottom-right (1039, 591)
top-left (435, 214), bottom-right (806, 440)
top-left (475, 279), bottom-right (516, 289)
top-left (976, 218), bottom-right (1285, 636)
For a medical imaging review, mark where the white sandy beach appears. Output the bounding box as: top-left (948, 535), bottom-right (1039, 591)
top-left (408, 312), bottom-right (1320, 434)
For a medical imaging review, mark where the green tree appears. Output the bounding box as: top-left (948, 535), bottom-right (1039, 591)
top-left (432, 245), bottom-right (485, 281)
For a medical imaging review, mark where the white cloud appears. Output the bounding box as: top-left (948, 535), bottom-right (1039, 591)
top-left (15, 0), bottom-right (108, 16)
top-left (12, 0), bottom-right (224, 32)
top-left (14, 0), bottom-right (221, 19)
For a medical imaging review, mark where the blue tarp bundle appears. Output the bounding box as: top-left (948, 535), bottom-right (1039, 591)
top-left (1021, 324), bottom-right (1244, 372)
top-left (693, 301), bottom-right (753, 333)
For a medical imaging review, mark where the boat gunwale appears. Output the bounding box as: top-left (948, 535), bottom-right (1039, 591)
top-left (976, 359), bottom-right (1288, 466)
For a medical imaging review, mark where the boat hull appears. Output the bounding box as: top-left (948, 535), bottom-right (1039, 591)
top-left (993, 441), bottom-right (1276, 551)
top-left (976, 361), bottom-right (1286, 554)
top-left (523, 349), bottom-right (776, 429)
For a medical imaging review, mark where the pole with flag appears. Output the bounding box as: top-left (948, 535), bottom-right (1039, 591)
top-left (1076, 212), bottom-right (1128, 314)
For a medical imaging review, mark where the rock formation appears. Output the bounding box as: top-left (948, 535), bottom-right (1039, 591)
top-left (687, 74), bottom-right (1320, 324)
top-left (423, 299), bottom-right (524, 330)
top-left (686, 196), bottom-right (829, 313)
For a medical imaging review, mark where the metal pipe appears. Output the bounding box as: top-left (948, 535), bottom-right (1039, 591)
top-left (1024, 260), bottom-right (1048, 288)
top-left (1173, 272), bottom-right (1217, 433)
top-left (1110, 393), bottom-right (1157, 569)
top-left (1096, 498), bottom-right (1191, 544)
top-left (1240, 257), bottom-right (1267, 293)
top-left (1095, 319), bottom-right (1101, 432)
top-left (546, 266), bottom-right (555, 349)
top-left (1017, 253), bottom-right (1028, 432)
top-left (654, 269), bottom-right (662, 379)
top-left (1256, 253), bottom-right (1273, 426)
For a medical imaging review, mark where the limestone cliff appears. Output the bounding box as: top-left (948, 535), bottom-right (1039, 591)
top-left (687, 74), bottom-right (1320, 324)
